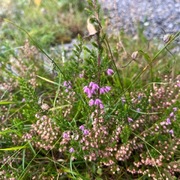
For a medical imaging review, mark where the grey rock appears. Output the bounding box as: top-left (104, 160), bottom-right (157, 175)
top-left (98, 0), bottom-right (180, 39)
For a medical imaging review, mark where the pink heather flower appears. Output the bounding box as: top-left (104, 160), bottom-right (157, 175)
top-left (169, 129), bottom-right (174, 135)
top-left (83, 86), bottom-right (92, 98)
top-left (63, 81), bottom-right (71, 88)
top-left (94, 99), bottom-right (104, 109)
top-left (79, 125), bottom-right (85, 131)
top-left (83, 129), bottom-right (89, 135)
top-left (177, 82), bottom-right (180, 87)
top-left (69, 147), bottom-right (75, 153)
top-left (105, 86), bottom-right (111, 91)
top-left (128, 117), bottom-right (133, 123)
top-left (100, 87), bottom-right (106, 94)
top-left (100, 86), bottom-right (111, 94)
top-left (170, 112), bottom-right (174, 117)
top-left (79, 73), bottom-right (84, 78)
top-left (99, 103), bottom-right (104, 109)
top-left (89, 82), bottom-right (99, 92)
top-left (84, 82), bottom-right (99, 98)
top-left (63, 81), bottom-right (68, 87)
top-left (106, 68), bottom-right (114, 76)
top-left (166, 118), bottom-right (171, 125)
top-left (89, 99), bottom-right (94, 106)
top-left (63, 81), bottom-right (72, 92)
top-left (94, 99), bottom-right (102, 105)
top-left (63, 132), bottom-right (69, 139)
top-left (136, 108), bottom-right (141, 112)
top-left (173, 107), bottom-right (178, 112)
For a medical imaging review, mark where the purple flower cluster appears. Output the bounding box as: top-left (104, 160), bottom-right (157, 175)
top-left (63, 81), bottom-right (72, 92)
top-left (89, 98), bottom-right (104, 109)
top-left (100, 86), bottom-right (111, 94)
top-left (83, 81), bottom-right (111, 109)
top-left (83, 82), bottom-right (99, 98)
top-left (84, 82), bottom-right (111, 98)
top-left (159, 107), bottom-right (177, 136)
top-left (79, 125), bottom-right (89, 136)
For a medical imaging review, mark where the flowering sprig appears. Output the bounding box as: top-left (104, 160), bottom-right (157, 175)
top-left (79, 125), bottom-right (90, 136)
top-left (83, 82), bottom-right (99, 98)
top-left (100, 86), bottom-right (111, 94)
top-left (63, 81), bottom-right (72, 92)
top-left (89, 98), bottom-right (104, 109)
top-left (83, 80), bottom-right (112, 109)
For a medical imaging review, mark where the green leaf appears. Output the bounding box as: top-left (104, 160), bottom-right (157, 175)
top-left (97, 168), bottom-right (102, 176)
top-left (0, 145), bottom-right (27, 151)
top-left (83, 46), bottom-right (92, 54)
top-left (0, 129), bottom-right (17, 135)
top-left (0, 101), bottom-right (15, 105)
top-left (36, 75), bottom-right (59, 85)
top-left (92, 42), bottom-right (98, 49)
top-left (49, 105), bottom-right (71, 111)
top-left (120, 125), bottom-right (131, 144)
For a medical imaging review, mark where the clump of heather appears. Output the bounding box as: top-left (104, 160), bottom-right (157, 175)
top-left (0, 39), bottom-right (40, 103)
top-left (0, 0), bottom-right (180, 179)
top-left (8, 40), bottom-right (40, 87)
top-left (22, 114), bottom-right (60, 151)
top-left (148, 75), bottom-right (180, 113)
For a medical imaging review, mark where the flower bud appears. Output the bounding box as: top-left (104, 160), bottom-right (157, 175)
top-left (163, 34), bottom-right (171, 43)
top-left (131, 51), bottom-right (138, 60)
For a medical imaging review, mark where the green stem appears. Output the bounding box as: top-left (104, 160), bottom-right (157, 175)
top-left (104, 37), bottom-right (124, 91)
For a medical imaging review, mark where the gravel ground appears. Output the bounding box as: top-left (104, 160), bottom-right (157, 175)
top-left (99, 0), bottom-right (180, 40)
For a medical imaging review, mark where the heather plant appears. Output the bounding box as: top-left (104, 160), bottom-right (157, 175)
top-left (0, 0), bottom-right (180, 179)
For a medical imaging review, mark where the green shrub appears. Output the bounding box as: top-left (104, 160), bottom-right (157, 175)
top-left (0, 0), bottom-right (179, 179)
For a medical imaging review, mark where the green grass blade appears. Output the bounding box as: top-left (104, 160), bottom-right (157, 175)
top-left (0, 145), bottom-right (27, 151)
top-left (0, 101), bottom-right (15, 105)
top-left (36, 75), bottom-right (59, 85)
